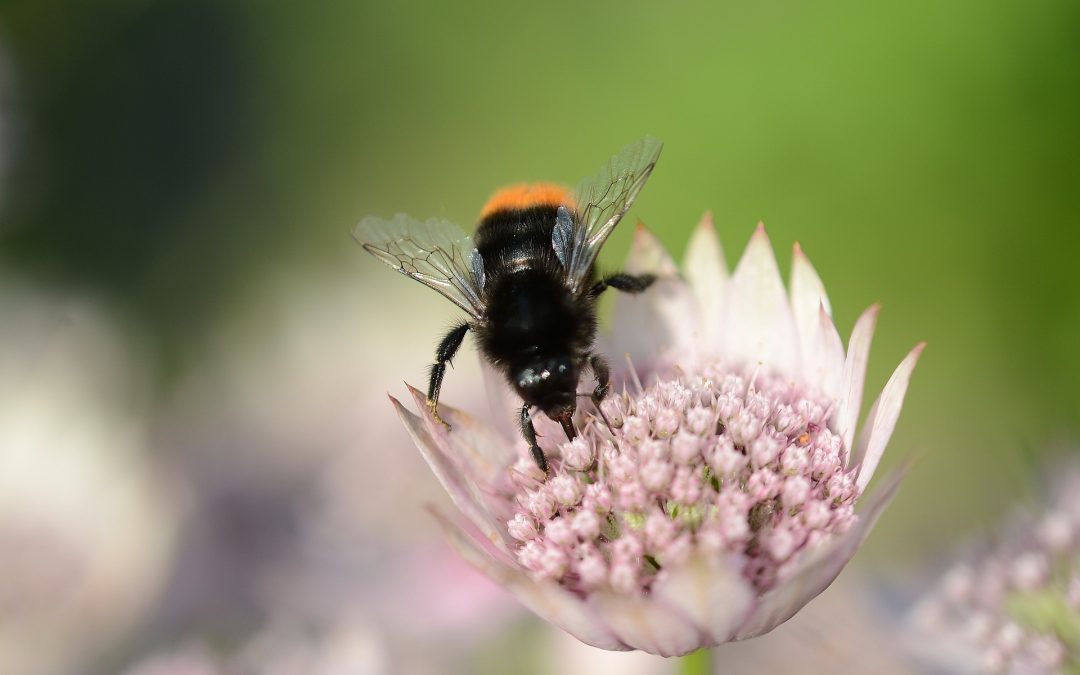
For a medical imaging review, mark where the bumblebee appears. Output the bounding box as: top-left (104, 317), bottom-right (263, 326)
top-left (354, 138), bottom-right (662, 472)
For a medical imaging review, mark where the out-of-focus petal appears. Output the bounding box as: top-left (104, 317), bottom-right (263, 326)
top-left (853, 343), bottom-right (926, 491)
top-left (429, 508), bottom-right (630, 652)
top-left (651, 554), bottom-right (755, 647)
top-left (837, 304), bottom-right (879, 454)
top-left (734, 467), bottom-right (905, 639)
top-left (723, 224), bottom-right (799, 374)
top-left (609, 224), bottom-right (698, 369)
top-left (588, 589), bottom-right (704, 656)
top-left (479, 357), bottom-right (523, 442)
top-left (392, 396), bottom-right (513, 553)
top-left (550, 630), bottom-right (669, 675)
top-left (683, 213), bottom-right (727, 353)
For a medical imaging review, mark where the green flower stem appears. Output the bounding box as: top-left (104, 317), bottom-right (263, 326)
top-left (679, 648), bottom-right (713, 675)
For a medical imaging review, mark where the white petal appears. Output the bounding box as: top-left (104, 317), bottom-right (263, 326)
top-left (837, 305), bottom-right (879, 457)
top-left (790, 243), bottom-right (832, 333)
top-left (853, 343), bottom-right (926, 491)
top-left (734, 468), bottom-right (905, 639)
top-left (790, 244), bottom-right (840, 393)
top-left (430, 507), bottom-right (630, 651)
top-left (588, 589), bottom-right (704, 656)
top-left (683, 213), bottom-right (727, 354)
top-left (651, 554), bottom-right (755, 646)
top-left (609, 225), bottom-right (697, 370)
top-left (816, 303), bottom-right (846, 402)
top-left (723, 224), bottom-right (799, 375)
top-left (392, 395), bottom-right (513, 553)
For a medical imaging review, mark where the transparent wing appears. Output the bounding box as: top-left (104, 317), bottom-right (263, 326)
top-left (554, 136), bottom-right (663, 294)
top-left (353, 214), bottom-right (486, 321)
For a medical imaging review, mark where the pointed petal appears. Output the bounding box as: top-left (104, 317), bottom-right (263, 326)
top-left (430, 507), bottom-right (630, 651)
top-left (790, 243), bottom-right (832, 325)
top-left (734, 468), bottom-right (905, 639)
top-left (625, 222), bottom-right (681, 278)
top-left (651, 554), bottom-right (755, 646)
top-left (816, 303), bottom-right (846, 402)
top-left (683, 213), bottom-right (727, 354)
top-left (609, 224), bottom-right (697, 370)
top-left (790, 244), bottom-right (835, 387)
top-left (723, 224), bottom-right (799, 374)
top-left (837, 305), bottom-right (879, 456)
top-left (853, 343), bottom-right (926, 491)
top-left (407, 384), bottom-right (514, 493)
top-left (588, 588), bottom-right (704, 656)
top-left (392, 395), bottom-right (513, 552)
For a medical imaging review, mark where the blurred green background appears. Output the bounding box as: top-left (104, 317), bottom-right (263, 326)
top-left (1, 0), bottom-right (1078, 671)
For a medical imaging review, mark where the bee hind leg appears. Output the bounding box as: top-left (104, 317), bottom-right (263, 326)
top-left (520, 405), bottom-right (549, 474)
top-left (427, 322), bottom-right (470, 429)
top-left (588, 273), bottom-right (656, 298)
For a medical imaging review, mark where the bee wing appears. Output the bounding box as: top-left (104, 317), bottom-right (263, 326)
top-left (353, 214), bottom-right (486, 321)
top-left (553, 137), bottom-right (663, 294)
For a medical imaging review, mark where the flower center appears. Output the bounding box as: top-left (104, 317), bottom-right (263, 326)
top-left (506, 362), bottom-right (861, 596)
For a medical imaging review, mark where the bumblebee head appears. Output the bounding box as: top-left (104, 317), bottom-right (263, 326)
top-left (514, 356), bottom-right (579, 419)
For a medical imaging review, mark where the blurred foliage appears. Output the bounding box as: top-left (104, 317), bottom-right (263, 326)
top-left (1, 0), bottom-right (1078, 562)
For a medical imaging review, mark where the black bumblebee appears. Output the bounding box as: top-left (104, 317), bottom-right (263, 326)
top-left (354, 138), bottom-right (662, 472)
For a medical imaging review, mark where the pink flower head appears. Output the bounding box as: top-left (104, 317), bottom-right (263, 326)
top-left (391, 219), bottom-right (923, 655)
top-left (910, 462), bottom-right (1080, 673)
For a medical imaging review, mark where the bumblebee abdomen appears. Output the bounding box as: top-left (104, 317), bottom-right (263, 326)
top-left (475, 183), bottom-right (575, 280)
top-left (479, 183), bottom-right (574, 220)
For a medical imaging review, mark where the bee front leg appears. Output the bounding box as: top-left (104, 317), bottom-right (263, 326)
top-left (427, 322), bottom-right (470, 429)
top-left (520, 404), bottom-right (549, 475)
top-left (587, 353), bottom-right (611, 406)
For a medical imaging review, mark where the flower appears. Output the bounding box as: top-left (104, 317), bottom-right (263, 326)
top-left (119, 613), bottom-right (387, 675)
top-left (392, 218), bottom-right (924, 655)
top-left (0, 284), bottom-right (177, 674)
top-left (908, 462), bottom-right (1080, 674)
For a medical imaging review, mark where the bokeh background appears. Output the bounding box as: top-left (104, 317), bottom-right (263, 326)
top-left (0, 0), bottom-right (1077, 673)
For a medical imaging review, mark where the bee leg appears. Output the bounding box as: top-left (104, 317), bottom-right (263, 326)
top-left (588, 353), bottom-right (611, 405)
top-left (520, 405), bottom-right (549, 474)
top-left (427, 322), bottom-right (470, 429)
top-left (585, 352), bottom-right (620, 436)
top-left (588, 273), bottom-right (657, 298)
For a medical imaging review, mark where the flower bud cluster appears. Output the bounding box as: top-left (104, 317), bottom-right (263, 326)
top-left (506, 365), bottom-right (861, 595)
top-left (912, 473), bottom-right (1080, 674)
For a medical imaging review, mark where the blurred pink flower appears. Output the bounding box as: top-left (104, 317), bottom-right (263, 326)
top-left (909, 462), bottom-right (1080, 674)
top-left (393, 219), bottom-right (924, 655)
top-left (120, 614), bottom-right (386, 675)
top-left (0, 285), bottom-right (177, 675)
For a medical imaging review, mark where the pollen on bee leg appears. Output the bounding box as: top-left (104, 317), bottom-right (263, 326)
top-left (427, 399), bottom-right (451, 430)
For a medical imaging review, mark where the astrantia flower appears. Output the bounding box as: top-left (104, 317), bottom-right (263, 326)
top-left (391, 218), bottom-right (924, 655)
top-left (909, 463), bottom-right (1080, 674)
top-left (0, 285), bottom-right (176, 674)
